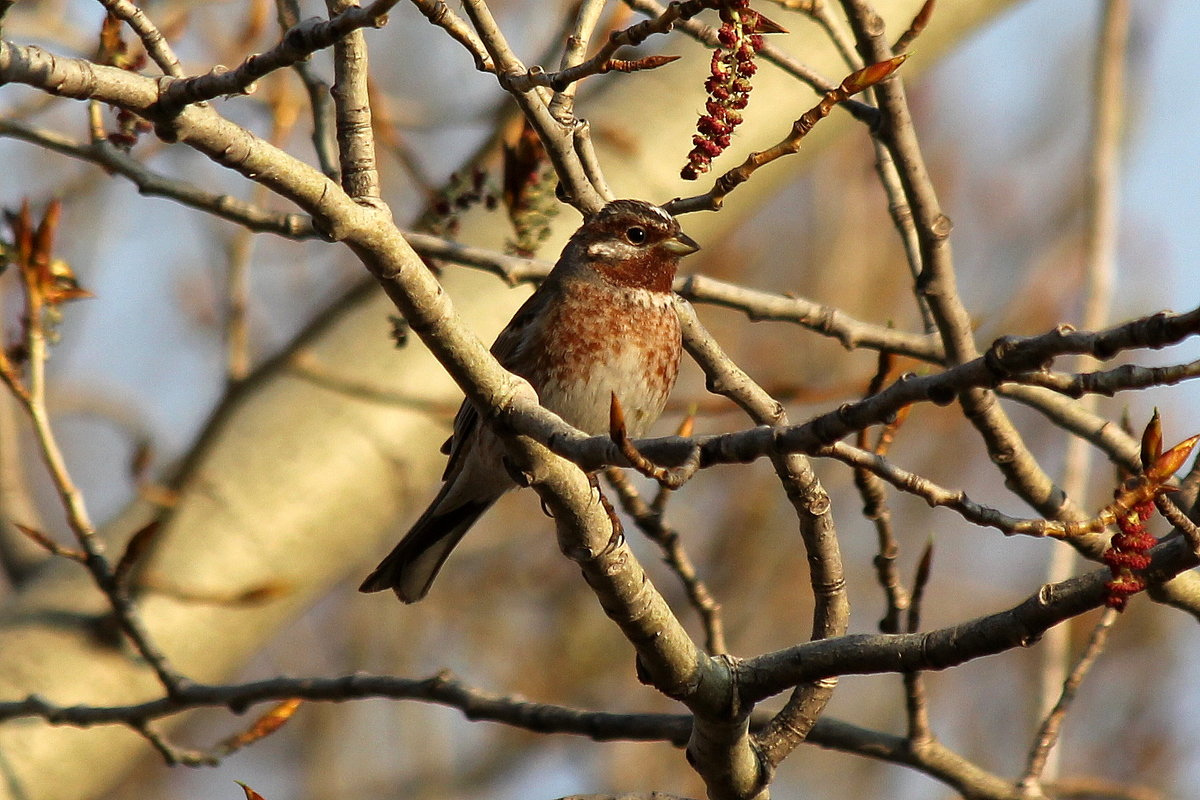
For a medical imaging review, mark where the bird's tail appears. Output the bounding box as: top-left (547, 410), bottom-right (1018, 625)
top-left (359, 487), bottom-right (496, 603)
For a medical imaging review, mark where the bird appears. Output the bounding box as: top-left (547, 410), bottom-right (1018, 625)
top-left (360, 199), bottom-right (700, 602)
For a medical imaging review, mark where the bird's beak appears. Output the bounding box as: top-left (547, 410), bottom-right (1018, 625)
top-left (663, 232), bottom-right (701, 256)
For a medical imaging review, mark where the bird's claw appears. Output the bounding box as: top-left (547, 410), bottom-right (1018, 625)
top-left (609, 393), bottom-right (699, 490)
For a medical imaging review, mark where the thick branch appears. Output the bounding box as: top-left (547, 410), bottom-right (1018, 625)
top-left (739, 535), bottom-right (1198, 704)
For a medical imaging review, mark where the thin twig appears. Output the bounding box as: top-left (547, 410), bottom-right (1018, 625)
top-left (1017, 360), bottom-right (1200, 397)
top-left (99, 0), bottom-right (184, 77)
top-left (572, 119), bottom-right (615, 202)
top-left (822, 441), bottom-right (1109, 541)
top-left (802, 0), bottom-right (862, 68)
top-left (458, 0), bottom-right (606, 211)
top-left (13, 522), bottom-right (87, 562)
top-left (156, 0), bottom-right (402, 111)
top-left (548, 0), bottom-right (609, 121)
top-left (0, 119), bottom-right (315, 237)
top-left (808, 0), bottom-right (937, 333)
top-left (1038, 2), bottom-right (1129, 782)
top-left (1155, 494), bottom-right (1200, 554)
top-left (902, 541), bottom-right (933, 743)
top-left (287, 350), bottom-right (460, 414)
top-left (133, 721), bottom-right (218, 767)
top-left (853, 352), bottom-right (911, 633)
top-left (275, 0), bottom-right (340, 179)
top-left (409, 0), bottom-right (494, 72)
top-left (1, 204), bottom-right (187, 694)
top-left (622, 0), bottom-right (880, 126)
top-left (504, 2), bottom-right (694, 94)
top-left (666, 55), bottom-right (906, 214)
top-left (1020, 608), bottom-right (1119, 790)
top-left (892, 0), bottom-right (935, 54)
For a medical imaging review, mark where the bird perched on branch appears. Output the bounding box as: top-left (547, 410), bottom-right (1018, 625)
top-left (360, 199), bottom-right (700, 602)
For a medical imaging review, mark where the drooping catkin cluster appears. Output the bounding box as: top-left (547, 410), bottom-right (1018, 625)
top-left (681, 0), bottom-right (767, 180)
top-left (1102, 501), bottom-right (1156, 611)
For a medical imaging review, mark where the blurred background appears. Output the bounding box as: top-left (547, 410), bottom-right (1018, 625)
top-left (2, 1), bottom-right (1199, 798)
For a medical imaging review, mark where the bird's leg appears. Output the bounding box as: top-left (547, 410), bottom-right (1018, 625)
top-left (608, 393), bottom-right (700, 490)
top-left (589, 471), bottom-right (626, 555)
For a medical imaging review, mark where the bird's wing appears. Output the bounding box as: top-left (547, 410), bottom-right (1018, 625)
top-left (439, 281), bottom-right (559, 481)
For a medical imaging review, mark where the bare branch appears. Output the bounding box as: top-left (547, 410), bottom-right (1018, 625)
top-left (155, 0), bottom-right (402, 111)
top-left (903, 541), bottom-right (934, 742)
top-left (739, 533), bottom-right (1198, 704)
top-left (548, 0), bottom-right (610, 120)
top-left (326, 0), bottom-right (382, 202)
top-left (0, 119), bottom-right (316, 237)
top-left (822, 441), bottom-right (1101, 541)
top-left (409, 0), bottom-right (494, 72)
top-left (98, 0), bottom-right (184, 77)
top-left (509, 0), bottom-right (705, 94)
top-left (676, 303), bottom-right (848, 767)
top-left (463, 1), bottom-right (607, 211)
top-left (276, 0), bottom-right (340, 179)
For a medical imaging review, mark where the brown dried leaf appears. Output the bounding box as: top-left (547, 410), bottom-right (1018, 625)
top-left (502, 120), bottom-right (546, 217)
top-left (96, 13), bottom-right (127, 67)
top-left (113, 520), bottom-right (162, 588)
top-left (8, 199), bottom-right (92, 307)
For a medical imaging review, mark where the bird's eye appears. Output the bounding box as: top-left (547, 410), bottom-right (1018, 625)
top-left (625, 226), bottom-right (648, 245)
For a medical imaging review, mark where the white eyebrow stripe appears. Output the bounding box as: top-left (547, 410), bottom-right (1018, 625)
top-left (647, 204), bottom-right (674, 224)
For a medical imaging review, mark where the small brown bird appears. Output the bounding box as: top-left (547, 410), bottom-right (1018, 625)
top-left (360, 199), bottom-right (700, 602)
